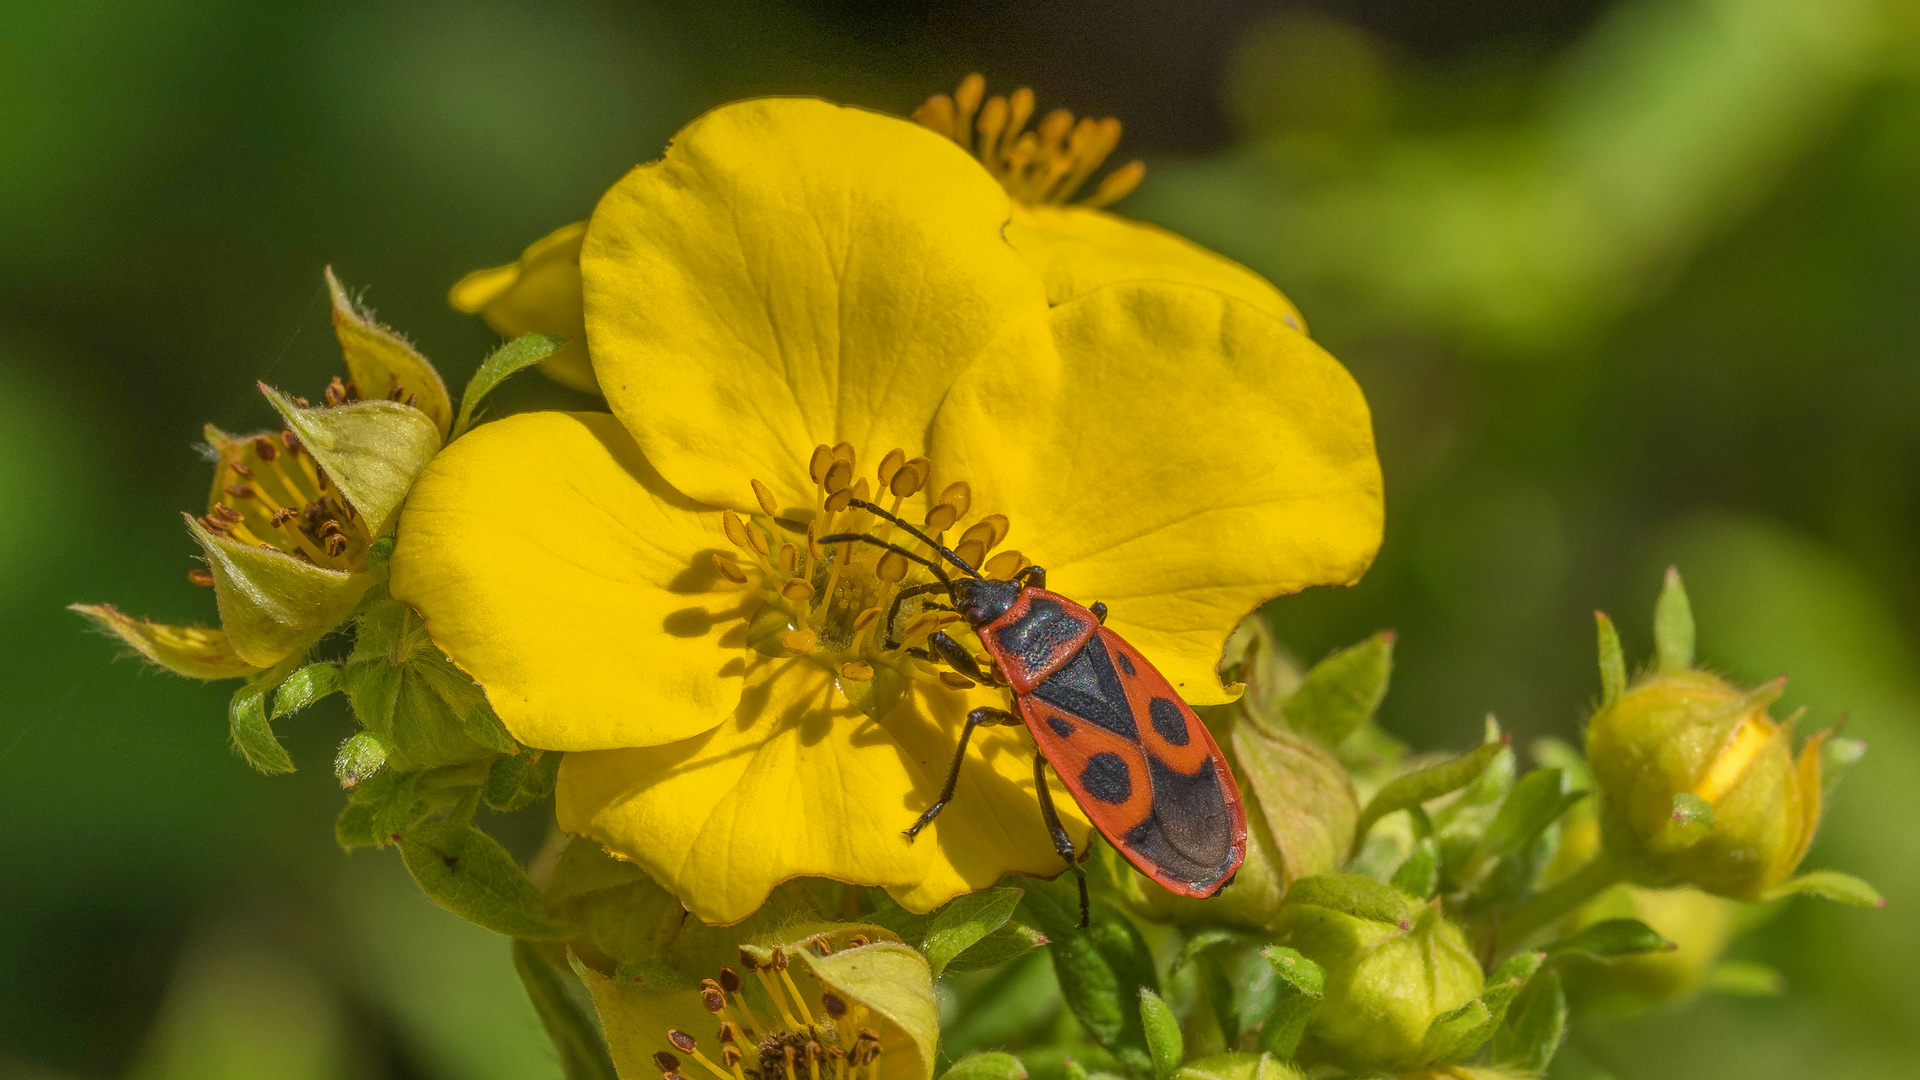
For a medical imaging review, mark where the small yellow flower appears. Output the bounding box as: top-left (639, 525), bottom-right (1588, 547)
top-left (391, 97), bottom-right (1382, 924)
top-left (449, 222), bottom-right (598, 394)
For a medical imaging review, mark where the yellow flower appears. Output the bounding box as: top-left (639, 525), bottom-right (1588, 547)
top-left (391, 96), bottom-right (1382, 924)
top-left (449, 221), bottom-right (598, 394)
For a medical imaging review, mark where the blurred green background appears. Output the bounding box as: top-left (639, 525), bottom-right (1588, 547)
top-left (3, 0), bottom-right (1916, 1077)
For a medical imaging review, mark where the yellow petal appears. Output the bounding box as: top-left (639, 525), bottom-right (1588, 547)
top-left (389, 411), bottom-right (747, 751)
top-left (1009, 203), bottom-right (1309, 334)
top-left (931, 282), bottom-right (1382, 706)
top-left (449, 221), bottom-right (600, 395)
top-left (559, 657), bottom-right (1092, 925)
top-left (581, 97), bottom-right (1049, 512)
top-left (327, 269), bottom-right (454, 437)
top-left (69, 603), bottom-right (263, 679)
top-left (186, 515), bottom-right (373, 667)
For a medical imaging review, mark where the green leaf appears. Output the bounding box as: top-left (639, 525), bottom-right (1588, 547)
top-left (1418, 998), bottom-right (1492, 1063)
top-left (1063, 1058), bottom-right (1091, 1080)
top-left (271, 661), bottom-right (341, 717)
top-left (342, 597), bottom-right (497, 770)
top-left (1258, 947), bottom-right (1326, 998)
top-left (513, 939), bottom-right (618, 1080)
top-left (334, 731), bottom-right (389, 787)
top-left (229, 659), bottom-right (300, 774)
top-left (396, 816), bottom-right (571, 939)
top-left (943, 920), bottom-right (1048, 974)
top-left (1022, 877), bottom-right (1158, 1077)
top-left (463, 702), bottom-right (518, 754)
top-left (1279, 875), bottom-right (1411, 929)
top-left (1253, 989), bottom-right (1318, 1061)
top-left (484, 748), bottom-right (560, 811)
top-left (1545, 918), bottom-right (1674, 958)
top-left (1475, 768), bottom-right (1585, 863)
top-left (1760, 869), bottom-right (1885, 907)
top-left (1390, 836), bottom-right (1440, 899)
top-left (1653, 566), bottom-right (1695, 674)
top-left (1491, 967), bottom-right (1565, 1071)
top-left (334, 800), bottom-right (380, 850)
top-left (1282, 631), bottom-right (1393, 746)
top-left (1351, 738), bottom-right (1508, 854)
top-left (922, 886), bottom-right (1024, 977)
top-left (1173, 1052), bottom-right (1303, 1080)
top-left (1171, 929), bottom-right (1239, 973)
top-left (1458, 716), bottom-right (1516, 805)
top-left (259, 383), bottom-right (441, 536)
top-left (1139, 989), bottom-right (1183, 1080)
top-left (1666, 792), bottom-right (1715, 847)
top-left (454, 333), bottom-right (568, 437)
top-left (939, 1053), bottom-right (1029, 1080)
top-left (1595, 611), bottom-right (1626, 706)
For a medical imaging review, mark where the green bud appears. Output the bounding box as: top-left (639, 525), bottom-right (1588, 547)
top-left (1276, 881), bottom-right (1483, 1073)
top-left (1556, 883), bottom-right (1733, 1010)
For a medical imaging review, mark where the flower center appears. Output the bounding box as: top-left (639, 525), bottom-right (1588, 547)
top-left (191, 377), bottom-right (377, 581)
top-left (711, 442), bottom-right (1025, 711)
top-left (913, 73), bottom-right (1145, 208)
top-left (655, 940), bottom-right (885, 1080)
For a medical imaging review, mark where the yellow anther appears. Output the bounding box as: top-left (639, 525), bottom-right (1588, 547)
top-left (876, 551), bottom-right (909, 583)
top-left (712, 554), bottom-right (749, 584)
top-left (831, 441), bottom-right (856, 466)
top-left (938, 480), bottom-right (972, 516)
top-left (852, 608), bottom-right (880, 633)
top-left (1084, 159), bottom-right (1145, 208)
top-left (983, 550), bottom-right (1024, 580)
top-left (850, 476), bottom-right (871, 503)
top-left (782, 628), bottom-right (818, 655)
top-left (924, 503), bottom-right (958, 533)
top-left (900, 612), bottom-right (944, 640)
top-left (722, 510), bottom-right (751, 549)
top-left (745, 522), bottom-right (771, 557)
top-left (825, 488), bottom-right (853, 513)
top-left (958, 520), bottom-right (996, 549)
top-left (806, 520), bottom-right (825, 561)
top-left (782, 580), bottom-right (816, 604)
top-left (752, 479), bottom-right (780, 517)
top-left (977, 514), bottom-right (1010, 548)
top-left (808, 444), bottom-right (834, 484)
top-left (779, 543), bottom-right (799, 574)
top-left (839, 661), bottom-right (874, 682)
top-left (954, 539), bottom-right (986, 570)
top-left (877, 448), bottom-right (905, 487)
top-left (824, 460), bottom-right (853, 494)
top-left (939, 671), bottom-right (976, 690)
top-left (889, 458), bottom-right (928, 498)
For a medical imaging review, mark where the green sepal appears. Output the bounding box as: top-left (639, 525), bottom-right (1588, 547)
top-left (1417, 998), bottom-right (1493, 1063)
top-left (1254, 947), bottom-right (1324, 1062)
top-left (260, 383), bottom-right (441, 537)
top-left (1458, 717), bottom-right (1517, 805)
top-left (464, 702), bottom-right (518, 754)
top-left (68, 603), bottom-right (262, 680)
top-left (1258, 946), bottom-right (1327, 998)
top-left (1491, 967), bottom-right (1565, 1071)
top-left (938, 1053), bottom-right (1029, 1080)
top-left (343, 593), bottom-right (497, 769)
top-left (513, 939), bottom-right (618, 1080)
top-left (942, 920), bottom-right (1048, 974)
top-left (484, 748), bottom-right (561, 811)
top-left (1021, 876), bottom-right (1158, 1078)
top-left (1665, 792), bottom-right (1715, 847)
top-left (1138, 988), bottom-right (1183, 1080)
top-left (1171, 1053), bottom-right (1302, 1080)
top-left (1390, 836), bottom-right (1441, 899)
top-left (273, 661), bottom-right (342, 718)
top-left (1062, 1058), bottom-right (1092, 1080)
top-left (334, 730), bottom-right (389, 787)
top-left (1474, 768), bottom-right (1585, 864)
top-left (1171, 929), bottom-right (1239, 973)
top-left (792, 943), bottom-right (941, 1080)
top-left (228, 657), bottom-right (302, 774)
top-left (186, 514), bottom-right (371, 668)
top-left (396, 814), bottom-right (572, 939)
top-left (454, 333), bottom-right (568, 438)
top-left (1595, 611), bottom-right (1626, 706)
top-left (1279, 875), bottom-right (1412, 929)
top-left (326, 267), bottom-right (453, 437)
top-left (1760, 869), bottom-right (1885, 907)
top-left (1653, 566), bottom-right (1695, 674)
top-left (1821, 735), bottom-right (1868, 799)
top-left (920, 886), bottom-right (1024, 977)
top-left (1282, 631), bottom-right (1393, 746)
top-left (1352, 738), bottom-right (1509, 854)
top-left (1544, 917), bottom-right (1674, 957)
top-left (335, 800), bottom-right (380, 850)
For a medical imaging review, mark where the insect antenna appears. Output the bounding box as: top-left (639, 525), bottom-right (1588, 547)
top-left (845, 498), bottom-right (983, 579)
top-left (814, 533), bottom-right (955, 588)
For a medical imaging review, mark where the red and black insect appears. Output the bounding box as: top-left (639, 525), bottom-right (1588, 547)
top-left (821, 501), bottom-right (1247, 926)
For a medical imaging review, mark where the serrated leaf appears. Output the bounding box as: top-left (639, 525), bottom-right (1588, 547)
top-left (1595, 611), bottom-right (1626, 706)
top-left (454, 333), bottom-right (568, 437)
top-left (1545, 918), bottom-right (1673, 958)
top-left (463, 702), bottom-right (518, 754)
top-left (1352, 737), bottom-right (1509, 853)
top-left (396, 816), bottom-right (572, 939)
top-left (1279, 875), bottom-right (1411, 929)
top-left (938, 1053), bottom-right (1029, 1080)
top-left (1653, 566), bottom-right (1695, 674)
top-left (513, 940), bottom-right (618, 1080)
top-left (273, 661), bottom-right (342, 718)
top-left (334, 731), bottom-right (389, 787)
top-left (1022, 877), bottom-right (1158, 1077)
top-left (1475, 769), bottom-right (1585, 863)
top-left (943, 920), bottom-right (1048, 974)
top-left (1760, 869), bottom-right (1885, 907)
top-left (923, 886), bottom-right (1023, 977)
top-left (1282, 631), bottom-right (1393, 746)
top-left (1491, 967), bottom-right (1565, 1070)
top-left (1138, 989), bottom-right (1183, 1080)
top-left (229, 660), bottom-right (299, 774)
top-left (335, 799), bottom-right (380, 850)
top-left (484, 748), bottom-right (560, 811)
top-left (1390, 836), bottom-right (1440, 899)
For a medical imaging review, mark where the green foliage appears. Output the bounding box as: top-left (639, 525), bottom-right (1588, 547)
top-left (939, 1053), bottom-right (1029, 1080)
top-left (1022, 877), bottom-right (1159, 1078)
top-left (272, 661), bottom-right (341, 718)
top-left (1761, 869), bottom-right (1885, 908)
top-left (455, 333), bottom-right (568, 437)
top-left (1137, 989), bottom-right (1182, 1080)
top-left (1546, 918), bottom-right (1674, 958)
top-left (227, 658), bottom-right (301, 774)
top-left (1281, 631), bottom-right (1393, 746)
top-left (512, 940), bottom-right (619, 1080)
top-left (396, 812), bottom-right (571, 940)
top-left (1654, 567), bottom-right (1696, 674)
top-left (920, 887), bottom-right (1025, 977)
top-left (1351, 736), bottom-right (1507, 854)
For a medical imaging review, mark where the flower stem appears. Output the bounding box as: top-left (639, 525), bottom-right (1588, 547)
top-left (1500, 854), bottom-right (1627, 950)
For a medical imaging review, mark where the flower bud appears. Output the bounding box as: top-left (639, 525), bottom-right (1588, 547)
top-left (448, 221), bottom-right (598, 393)
top-left (1586, 667), bottom-right (1822, 899)
top-left (1276, 880), bottom-right (1483, 1072)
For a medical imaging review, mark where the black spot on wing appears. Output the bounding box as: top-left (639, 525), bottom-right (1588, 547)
top-left (1114, 649), bottom-right (1135, 676)
top-left (1045, 715), bottom-right (1073, 738)
top-left (1080, 752), bottom-right (1133, 804)
top-left (1148, 697), bottom-right (1190, 746)
top-left (1121, 755), bottom-right (1235, 890)
top-left (993, 596), bottom-right (1084, 673)
top-left (1031, 636), bottom-right (1137, 741)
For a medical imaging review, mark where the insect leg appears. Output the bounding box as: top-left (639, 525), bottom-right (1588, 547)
top-left (1033, 750), bottom-right (1090, 929)
top-left (904, 706), bottom-right (1019, 841)
top-left (1014, 564), bottom-right (1047, 591)
top-left (884, 581), bottom-right (950, 649)
top-left (1089, 601), bottom-right (1108, 624)
top-left (927, 630), bottom-right (992, 684)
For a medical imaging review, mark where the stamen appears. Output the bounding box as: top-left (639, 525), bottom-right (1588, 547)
top-left (752, 479), bottom-right (780, 517)
top-left (876, 448), bottom-right (905, 488)
top-left (831, 442), bottom-right (856, 466)
top-left (839, 662), bottom-right (874, 682)
top-left (745, 522), bottom-right (771, 558)
top-left (252, 436), bottom-right (278, 462)
top-left (669, 1031), bottom-right (697, 1054)
top-left (188, 569), bottom-right (214, 587)
top-left (783, 1046), bottom-right (798, 1080)
top-left (875, 551), bottom-right (908, 583)
top-left (851, 609), bottom-right (879, 634)
top-left (724, 1046), bottom-right (748, 1080)
top-left (701, 986), bottom-right (727, 1015)
top-left (807, 1041), bottom-right (823, 1080)
top-left (939, 672), bottom-right (975, 691)
top-left (847, 935), bottom-right (869, 948)
top-left (723, 510), bottom-right (751, 549)
top-left (271, 507), bottom-right (297, 527)
top-left (780, 543), bottom-right (800, 575)
top-left (778, 964), bottom-right (817, 1027)
top-left (938, 481), bottom-right (972, 517)
top-left (808, 445), bottom-right (834, 484)
top-left (923, 504), bottom-right (957, 534)
top-left (782, 580), bottom-right (816, 604)
top-left (713, 554), bottom-right (750, 584)
top-left (783, 628), bottom-right (818, 655)
top-left (824, 488), bottom-right (853, 513)
top-left (954, 540), bottom-right (986, 569)
top-left (751, 957), bottom-right (803, 1032)
top-left (916, 75), bottom-right (1140, 206)
top-left (823, 460), bottom-right (853, 494)
top-left (821, 992), bottom-right (848, 1019)
top-left (667, 1031), bottom-right (735, 1080)
top-left (890, 459), bottom-right (929, 499)
top-left (983, 550), bottom-right (1024, 579)
top-left (657, 1053), bottom-right (683, 1072)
